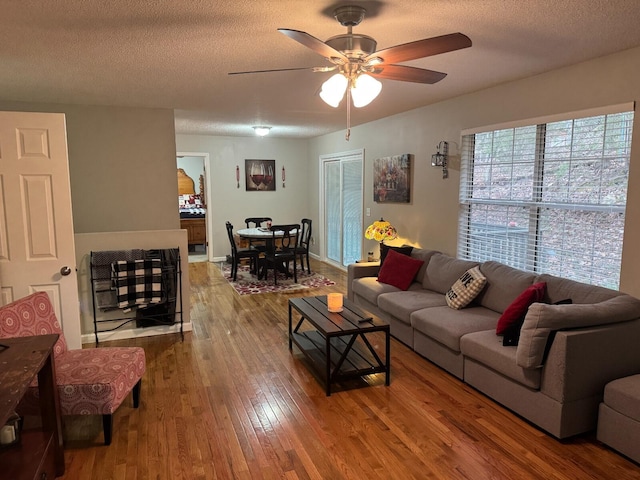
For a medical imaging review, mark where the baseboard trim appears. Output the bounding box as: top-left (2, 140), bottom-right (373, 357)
top-left (81, 321), bottom-right (192, 344)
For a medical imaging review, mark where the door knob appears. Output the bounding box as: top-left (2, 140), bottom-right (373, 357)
top-left (60, 266), bottom-right (72, 276)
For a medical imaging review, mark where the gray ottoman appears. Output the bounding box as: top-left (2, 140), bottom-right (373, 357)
top-left (597, 374), bottom-right (640, 463)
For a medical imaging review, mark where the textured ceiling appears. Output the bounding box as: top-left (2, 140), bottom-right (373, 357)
top-left (2, 0), bottom-right (640, 138)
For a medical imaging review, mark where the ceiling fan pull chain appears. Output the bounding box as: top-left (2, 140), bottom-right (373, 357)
top-left (345, 87), bottom-right (351, 141)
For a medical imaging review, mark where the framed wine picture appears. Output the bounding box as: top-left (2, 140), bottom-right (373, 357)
top-left (245, 159), bottom-right (276, 191)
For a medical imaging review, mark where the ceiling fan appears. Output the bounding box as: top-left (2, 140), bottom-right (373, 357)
top-left (229, 5), bottom-right (472, 139)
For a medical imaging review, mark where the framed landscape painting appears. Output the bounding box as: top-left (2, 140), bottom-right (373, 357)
top-left (373, 154), bottom-right (412, 203)
top-left (246, 159), bottom-right (276, 191)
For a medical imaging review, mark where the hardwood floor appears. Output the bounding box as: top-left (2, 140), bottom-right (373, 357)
top-left (60, 259), bottom-right (640, 479)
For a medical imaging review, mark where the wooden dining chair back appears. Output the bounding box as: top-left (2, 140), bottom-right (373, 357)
top-left (244, 217), bottom-right (272, 228)
top-left (0, 291), bottom-right (146, 445)
top-left (264, 224), bottom-right (300, 285)
top-left (226, 221), bottom-right (260, 281)
top-left (296, 218), bottom-right (313, 274)
top-left (244, 217), bottom-right (272, 251)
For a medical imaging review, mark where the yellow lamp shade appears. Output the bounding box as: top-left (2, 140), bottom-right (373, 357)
top-left (364, 218), bottom-right (398, 243)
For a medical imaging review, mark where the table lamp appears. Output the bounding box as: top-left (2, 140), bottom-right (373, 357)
top-left (365, 218), bottom-right (398, 261)
top-left (365, 218), bottom-right (397, 244)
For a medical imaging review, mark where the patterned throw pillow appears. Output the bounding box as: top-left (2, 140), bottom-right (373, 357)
top-left (445, 266), bottom-right (487, 309)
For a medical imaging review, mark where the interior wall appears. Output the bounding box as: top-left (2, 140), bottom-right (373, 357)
top-left (0, 101), bottom-right (179, 233)
top-left (175, 134), bottom-right (309, 259)
top-left (308, 45), bottom-right (640, 298)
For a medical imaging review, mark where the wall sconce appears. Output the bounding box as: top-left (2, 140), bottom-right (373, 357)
top-left (431, 141), bottom-right (449, 179)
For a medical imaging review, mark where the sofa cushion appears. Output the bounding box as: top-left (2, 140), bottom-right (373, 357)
top-left (461, 330), bottom-right (542, 390)
top-left (410, 248), bottom-right (440, 285)
top-left (517, 294), bottom-right (640, 368)
top-left (603, 375), bottom-right (640, 421)
top-left (352, 277), bottom-right (400, 305)
top-left (378, 290), bottom-right (447, 325)
top-left (476, 261), bottom-right (537, 313)
top-left (422, 254), bottom-right (479, 294)
top-left (445, 266), bottom-right (487, 309)
top-left (496, 282), bottom-right (547, 335)
top-left (380, 243), bottom-right (413, 265)
top-left (411, 305), bottom-right (500, 352)
top-left (536, 273), bottom-right (621, 305)
top-left (377, 249), bottom-right (424, 290)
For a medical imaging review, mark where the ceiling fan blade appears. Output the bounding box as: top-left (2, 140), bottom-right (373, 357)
top-left (370, 65), bottom-right (447, 84)
top-left (278, 28), bottom-right (349, 63)
top-left (368, 33), bottom-right (471, 64)
top-left (228, 66), bottom-right (315, 75)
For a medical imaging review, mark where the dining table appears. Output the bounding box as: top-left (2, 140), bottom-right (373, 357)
top-left (236, 227), bottom-right (298, 279)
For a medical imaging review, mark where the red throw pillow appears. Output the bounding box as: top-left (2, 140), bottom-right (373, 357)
top-left (377, 249), bottom-right (424, 291)
top-left (496, 282), bottom-right (547, 335)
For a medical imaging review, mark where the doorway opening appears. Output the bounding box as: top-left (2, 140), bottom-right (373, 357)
top-left (177, 152), bottom-right (212, 263)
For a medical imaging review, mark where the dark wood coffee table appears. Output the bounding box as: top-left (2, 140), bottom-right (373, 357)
top-left (288, 295), bottom-right (390, 396)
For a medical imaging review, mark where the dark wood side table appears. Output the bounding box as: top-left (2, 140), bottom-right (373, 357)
top-left (0, 334), bottom-right (64, 479)
top-left (289, 295), bottom-right (390, 396)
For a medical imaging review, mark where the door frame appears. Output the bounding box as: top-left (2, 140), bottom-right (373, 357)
top-left (177, 151), bottom-right (212, 262)
top-left (319, 148), bottom-right (364, 268)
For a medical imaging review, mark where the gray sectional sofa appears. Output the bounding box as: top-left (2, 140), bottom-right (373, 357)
top-left (347, 247), bottom-right (640, 439)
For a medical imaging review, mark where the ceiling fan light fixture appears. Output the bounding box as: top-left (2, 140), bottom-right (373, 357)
top-left (351, 74), bottom-right (382, 107)
top-left (320, 73), bottom-right (348, 107)
top-left (253, 126), bottom-right (271, 136)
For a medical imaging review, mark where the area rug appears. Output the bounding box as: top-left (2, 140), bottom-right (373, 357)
top-left (219, 264), bottom-right (336, 295)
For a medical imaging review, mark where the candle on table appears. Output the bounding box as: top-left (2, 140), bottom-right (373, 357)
top-left (327, 293), bottom-right (343, 312)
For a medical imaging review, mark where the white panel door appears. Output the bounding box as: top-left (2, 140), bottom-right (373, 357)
top-left (0, 111), bottom-right (81, 349)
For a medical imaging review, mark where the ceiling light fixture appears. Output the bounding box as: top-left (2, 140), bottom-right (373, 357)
top-left (319, 70), bottom-right (382, 141)
top-left (230, 5), bottom-right (472, 143)
top-left (253, 126), bottom-right (271, 136)
top-left (351, 74), bottom-right (382, 107)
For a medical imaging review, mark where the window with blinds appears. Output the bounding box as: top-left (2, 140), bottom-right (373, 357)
top-left (458, 107), bottom-right (634, 289)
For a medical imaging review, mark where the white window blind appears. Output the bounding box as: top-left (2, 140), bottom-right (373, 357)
top-left (322, 150), bottom-right (363, 267)
top-left (458, 107), bottom-right (634, 289)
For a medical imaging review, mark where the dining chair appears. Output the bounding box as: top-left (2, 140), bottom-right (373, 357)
top-left (263, 224), bottom-right (299, 285)
top-left (0, 291), bottom-right (146, 446)
top-left (295, 218), bottom-right (313, 274)
top-left (244, 217), bottom-right (272, 228)
top-left (226, 221), bottom-right (260, 281)
top-left (244, 217), bottom-right (272, 251)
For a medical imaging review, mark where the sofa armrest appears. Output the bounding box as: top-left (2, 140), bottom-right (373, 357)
top-left (347, 262), bottom-right (380, 301)
top-left (541, 318), bottom-right (640, 403)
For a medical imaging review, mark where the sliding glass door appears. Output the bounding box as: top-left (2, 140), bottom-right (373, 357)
top-left (321, 150), bottom-right (363, 267)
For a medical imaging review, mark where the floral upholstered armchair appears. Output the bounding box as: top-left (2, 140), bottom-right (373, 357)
top-left (0, 291), bottom-right (146, 445)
